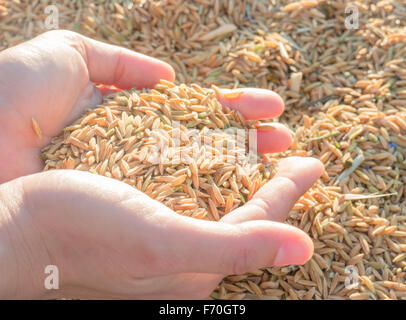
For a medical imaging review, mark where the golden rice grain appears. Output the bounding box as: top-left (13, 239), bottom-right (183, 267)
top-left (201, 24), bottom-right (237, 42)
top-left (31, 118), bottom-right (42, 140)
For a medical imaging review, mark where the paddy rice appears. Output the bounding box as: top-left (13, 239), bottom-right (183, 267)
top-left (1, 0), bottom-right (405, 300)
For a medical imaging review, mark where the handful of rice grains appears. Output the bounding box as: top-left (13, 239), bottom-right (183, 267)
top-left (41, 80), bottom-right (275, 221)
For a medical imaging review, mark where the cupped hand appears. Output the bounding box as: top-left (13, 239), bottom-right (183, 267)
top-left (2, 159), bottom-right (322, 299)
top-left (0, 30), bottom-right (324, 299)
top-left (0, 30), bottom-right (291, 183)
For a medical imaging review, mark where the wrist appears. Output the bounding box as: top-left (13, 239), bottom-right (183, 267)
top-left (0, 178), bottom-right (58, 299)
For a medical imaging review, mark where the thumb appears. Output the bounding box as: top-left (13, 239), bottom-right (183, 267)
top-left (151, 214), bottom-right (313, 275)
top-left (153, 157), bottom-right (322, 275)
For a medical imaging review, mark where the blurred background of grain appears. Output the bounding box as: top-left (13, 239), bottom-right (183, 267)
top-left (1, 0), bottom-right (405, 300)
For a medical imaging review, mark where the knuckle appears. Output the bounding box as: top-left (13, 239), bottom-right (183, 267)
top-left (246, 198), bottom-right (270, 219)
top-left (231, 246), bottom-right (257, 275)
top-left (113, 48), bottom-right (126, 84)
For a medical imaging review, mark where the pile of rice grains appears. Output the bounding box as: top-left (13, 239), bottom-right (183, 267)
top-left (42, 82), bottom-right (275, 221)
top-left (2, 0), bottom-right (406, 300)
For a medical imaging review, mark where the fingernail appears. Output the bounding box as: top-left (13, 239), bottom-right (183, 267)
top-left (256, 123), bottom-right (277, 131)
top-left (274, 241), bottom-right (311, 266)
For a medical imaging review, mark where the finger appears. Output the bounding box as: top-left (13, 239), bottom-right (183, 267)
top-left (77, 33), bottom-right (175, 89)
top-left (217, 88), bottom-right (285, 121)
top-left (221, 157), bottom-right (324, 224)
top-left (159, 217), bottom-right (314, 274)
top-left (255, 123), bottom-right (292, 154)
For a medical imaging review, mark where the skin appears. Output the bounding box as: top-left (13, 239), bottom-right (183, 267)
top-left (0, 30), bottom-right (324, 299)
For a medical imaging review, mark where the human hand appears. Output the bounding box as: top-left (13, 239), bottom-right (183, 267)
top-left (0, 30), bottom-right (324, 299)
top-left (0, 159), bottom-right (322, 299)
top-left (0, 30), bottom-right (176, 183)
top-left (0, 30), bottom-right (293, 183)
